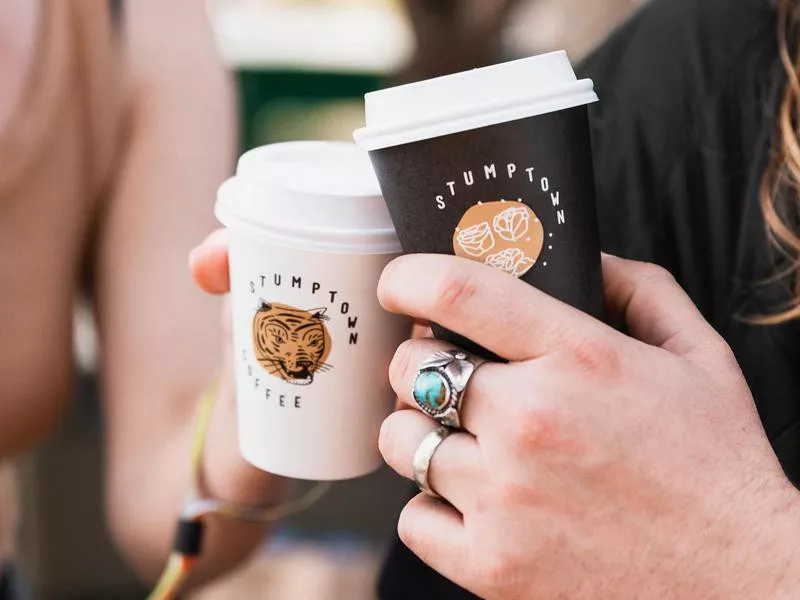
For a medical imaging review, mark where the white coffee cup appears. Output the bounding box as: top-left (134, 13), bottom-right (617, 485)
top-left (215, 141), bottom-right (410, 481)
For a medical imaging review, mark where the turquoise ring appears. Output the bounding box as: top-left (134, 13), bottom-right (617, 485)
top-left (412, 349), bottom-right (484, 429)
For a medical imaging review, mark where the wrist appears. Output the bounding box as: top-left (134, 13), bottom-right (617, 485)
top-left (729, 472), bottom-right (800, 599)
top-left (760, 479), bottom-right (800, 598)
top-left (201, 379), bottom-right (287, 507)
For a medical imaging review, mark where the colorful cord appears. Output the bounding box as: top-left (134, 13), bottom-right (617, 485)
top-left (148, 553), bottom-right (197, 600)
top-left (146, 379), bottom-right (331, 600)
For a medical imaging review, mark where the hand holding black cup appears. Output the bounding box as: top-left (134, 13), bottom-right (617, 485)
top-left (355, 51), bottom-right (603, 359)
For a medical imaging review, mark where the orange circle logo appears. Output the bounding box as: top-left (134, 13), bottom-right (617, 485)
top-left (452, 200), bottom-right (544, 277)
top-left (252, 302), bottom-right (332, 386)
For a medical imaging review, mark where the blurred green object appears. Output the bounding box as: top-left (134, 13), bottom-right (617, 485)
top-left (237, 69), bottom-right (384, 151)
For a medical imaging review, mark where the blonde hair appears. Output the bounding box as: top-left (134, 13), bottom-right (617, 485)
top-left (759, 0), bottom-right (800, 323)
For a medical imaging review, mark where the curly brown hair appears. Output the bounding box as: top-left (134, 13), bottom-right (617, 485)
top-left (759, 0), bottom-right (800, 323)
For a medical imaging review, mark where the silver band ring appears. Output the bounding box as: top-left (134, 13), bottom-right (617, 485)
top-left (413, 427), bottom-right (452, 497)
top-left (412, 349), bottom-right (484, 429)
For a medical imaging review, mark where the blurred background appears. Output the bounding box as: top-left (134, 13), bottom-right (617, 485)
top-left (9, 0), bottom-right (645, 597)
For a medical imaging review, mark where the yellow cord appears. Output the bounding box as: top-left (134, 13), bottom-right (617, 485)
top-left (146, 378), bottom-right (332, 600)
top-left (147, 553), bottom-right (193, 600)
top-left (189, 377), bottom-right (220, 498)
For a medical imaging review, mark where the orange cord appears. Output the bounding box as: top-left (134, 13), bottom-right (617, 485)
top-left (146, 379), bottom-right (330, 599)
top-left (147, 551), bottom-right (198, 600)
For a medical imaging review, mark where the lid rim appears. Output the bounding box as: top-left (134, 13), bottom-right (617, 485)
top-left (215, 197), bottom-right (402, 255)
top-left (355, 81), bottom-right (597, 151)
top-left (362, 50), bottom-right (571, 103)
top-left (236, 140), bottom-right (384, 197)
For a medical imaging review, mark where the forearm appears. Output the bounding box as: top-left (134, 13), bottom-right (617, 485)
top-left (95, 0), bottom-right (269, 584)
top-left (106, 378), bottom-right (286, 586)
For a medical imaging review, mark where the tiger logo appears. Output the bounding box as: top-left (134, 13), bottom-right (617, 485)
top-left (252, 301), bottom-right (332, 386)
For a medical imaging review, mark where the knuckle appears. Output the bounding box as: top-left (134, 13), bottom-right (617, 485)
top-left (376, 257), bottom-right (403, 309)
top-left (708, 336), bottom-right (736, 363)
top-left (627, 285), bottom-right (664, 321)
top-left (433, 268), bottom-right (477, 313)
top-left (472, 489), bottom-right (492, 516)
top-left (397, 505), bottom-right (421, 551)
top-left (636, 261), bottom-right (675, 286)
top-left (377, 414), bottom-right (401, 467)
top-left (388, 339), bottom-right (415, 391)
top-left (702, 336), bottom-right (741, 372)
top-left (508, 401), bottom-right (562, 451)
top-left (495, 478), bottom-right (534, 508)
top-left (478, 554), bottom-right (518, 594)
top-left (565, 335), bottom-right (623, 380)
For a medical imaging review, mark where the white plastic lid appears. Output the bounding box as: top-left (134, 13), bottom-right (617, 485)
top-left (215, 141), bottom-right (401, 254)
top-left (354, 50), bottom-right (597, 151)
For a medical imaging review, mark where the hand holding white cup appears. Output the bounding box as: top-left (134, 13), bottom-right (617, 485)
top-left (215, 142), bottom-right (411, 481)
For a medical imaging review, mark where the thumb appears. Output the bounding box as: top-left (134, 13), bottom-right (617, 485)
top-left (189, 228), bottom-right (230, 295)
top-left (601, 254), bottom-right (718, 357)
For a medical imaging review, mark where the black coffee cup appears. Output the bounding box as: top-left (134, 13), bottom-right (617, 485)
top-left (355, 51), bottom-right (602, 360)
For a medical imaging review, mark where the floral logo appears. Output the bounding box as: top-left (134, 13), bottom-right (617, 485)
top-left (453, 200), bottom-right (544, 278)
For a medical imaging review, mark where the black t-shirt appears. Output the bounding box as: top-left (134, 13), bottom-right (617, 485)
top-left (379, 0), bottom-right (797, 597)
